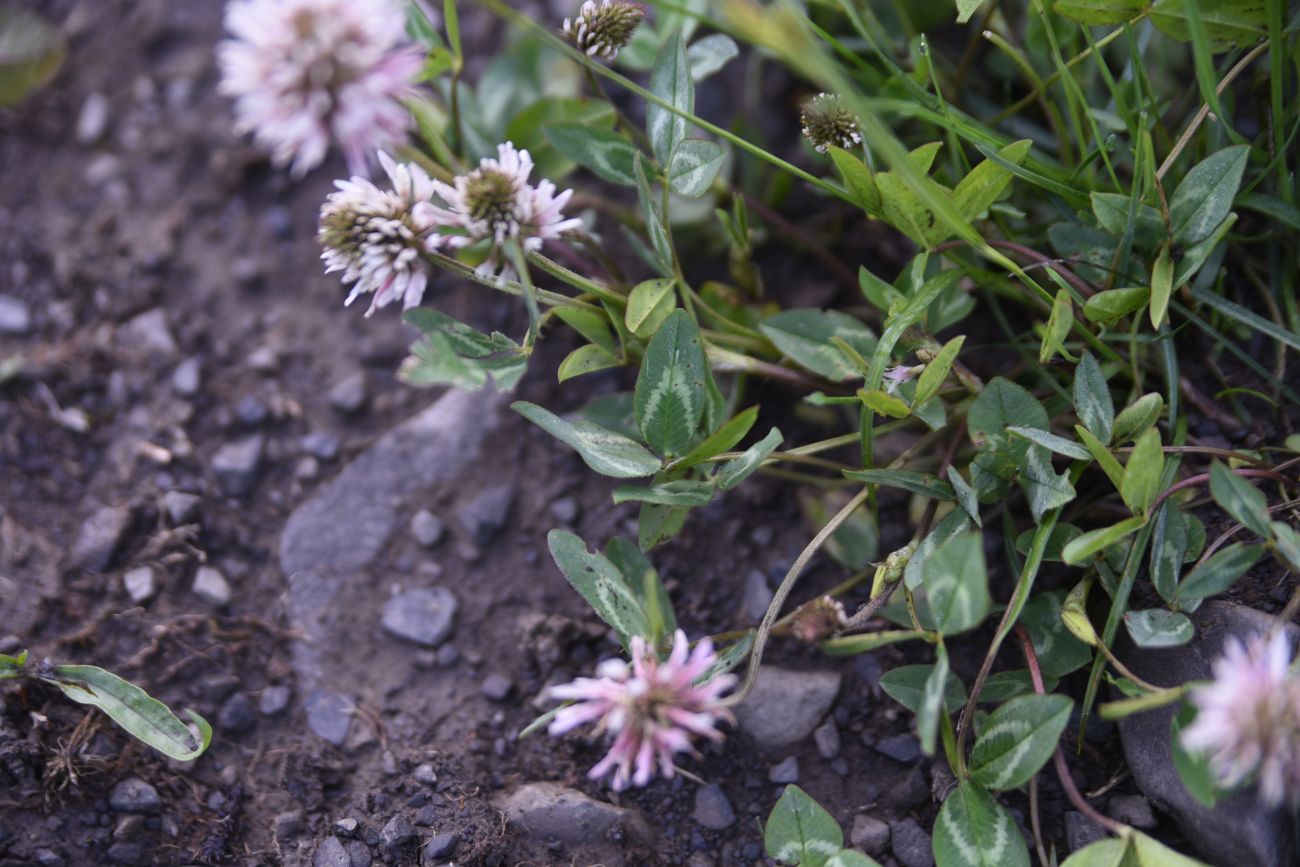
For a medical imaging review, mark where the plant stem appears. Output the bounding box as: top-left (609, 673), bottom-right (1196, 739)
top-left (1150, 468), bottom-right (1297, 513)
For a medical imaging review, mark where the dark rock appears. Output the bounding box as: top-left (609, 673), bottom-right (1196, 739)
top-left (328, 372), bottom-right (367, 414)
top-left (280, 390), bottom-right (502, 577)
top-left (212, 434), bottom-right (264, 496)
top-left (346, 840), bottom-right (372, 866)
top-left (889, 818), bottom-right (935, 867)
top-left (768, 757), bottom-right (799, 784)
top-left (1108, 794), bottom-right (1156, 830)
top-left (109, 778), bottom-right (160, 814)
top-left (272, 810), bottom-right (303, 844)
top-left (872, 734), bottom-right (922, 764)
top-left (259, 685), bottom-right (292, 716)
top-left (170, 358), bottom-right (200, 396)
top-left (0, 295), bottom-right (32, 334)
top-left (1064, 811), bottom-right (1106, 852)
top-left (423, 833), bottom-right (457, 861)
top-left (850, 814), bottom-right (890, 856)
top-left (813, 720), bottom-right (841, 759)
top-left (217, 693), bottom-right (256, 734)
top-left (122, 567), bottom-right (158, 604)
top-left (1116, 601), bottom-right (1298, 867)
top-left (379, 814), bottom-right (416, 850)
top-left (105, 842), bottom-right (143, 865)
top-left (381, 587), bottom-right (458, 647)
top-left (410, 510), bottom-right (445, 547)
top-left (457, 483), bottom-right (514, 544)
top-left (235, 394), bottom-right (268, 426)
top-left (301, 431), bottom-right (341, 461)
top-left (314, 836), bottom-right (350, 867)
top-left (481, 673), bottom-right (512, 701)
top-left (72, 506), bottom-right (131, 571)
top-left (304, 690), bottom-right (353, 746)
top-left (733, 667), bottom-right (841, 749)
top-left (161, 491), bottom-right (201, 525)
top-left (191, 566), bottom-right (231, 606)
top-left (888, 768), bottom-right (929, 810)
top-left (495, 782), bottom-right (653, 846)
top-left (692, 784), bottom-right (736, 831)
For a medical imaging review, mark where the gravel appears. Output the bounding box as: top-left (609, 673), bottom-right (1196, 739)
top-left (381, 587), bottom-right (458, 647)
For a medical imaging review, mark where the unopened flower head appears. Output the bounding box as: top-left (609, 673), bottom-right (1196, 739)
top-left (319, 152), bottom-right (440, 316)
top-left (1181, 630), bottom-right (1300, 806)
top-left (218, 0), bottom-right (422, 177)
top-left (546, 630), bottom-right (735, 790)
top-left (429, 142), bottom-right (582, 279)
top-left (562, 0), bottom-right (646, 61)
top-left (790, 595), bottom-right (847, 644)
top-left (800, 92), bottom-right (863, 154)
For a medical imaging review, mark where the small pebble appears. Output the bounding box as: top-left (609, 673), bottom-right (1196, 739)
top-left (813, 720), bottom-right (841, 759)
top-left (850, 814), bottom-right (891, 856)
top-left (423, 833), bottom-right (457, 860)
top-left (328, 372), bottom-right (367, 414)
top-left (481, 673), bottom-right (513, 701)
top-left (549, 497), bottom-right (579, 524)
top-left (170, 358), bottom-right (201, 396)
top-left (217, 693), bottom-right (257, 734)
top-left (259, 685), bottom-right (292, 716)
top-left (161, 491), bottom-right (202, 525)
top-left (333, 818), bottom-right (359, 838)
top-left (109, 778), bottom-right (160, 814)
top-left (77, 92), bottom-right (111, 144)
top-left (379, 814), bottom-right (415, 850)
top-left (413, 764), bottom-right (437, 786)
top-left (300, 431), bottom-right (340, 461)
top-left (692, 784), bottom-right (736, 830)
top-left (123, 567), bottom-right (159, 604)
top-left (0, 295), bottom-right (33, 335)
top-left (192, 566), bottom-right (231, 606)
top-left (410, 510), bottom-right (445, 547)
top-left (768, 757), bottom-right (799, 784)
top-left (1108, 794), bottom-right (1156, 830)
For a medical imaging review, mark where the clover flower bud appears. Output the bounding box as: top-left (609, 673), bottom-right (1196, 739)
top-left (790, 596), bottom-right (848, 644)
top-left (800, 92), bottom-right (863, 154)
top-left (562, 0), bottom-right (647, 61)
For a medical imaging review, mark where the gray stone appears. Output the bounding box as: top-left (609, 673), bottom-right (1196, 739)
top-left (813, 720), bottom-right (841, 759)
top-left (170, 358), bottom-right (200, 396)
top-left (1116, 601), bottom-right (1298, 867)
top-left (333, 818), bottom-right (359, 837)
top-left (549, 497), bottom-right (579, 524)
top-left (693, 784), bottom-right (735, 830)
top-left (740, 569), bottom-right (774, 622)
top-left (272, 810), bottom-right (303, 844)
top-left (873, 733), bottom-right (922, 764)
top-left (328, 372), bottom-right (367, 414)
top-left (381, 587), bottom-right (457, 647)
top-left (495, 782), bottom-right (652, 846)
top-left (301, 431), bottom-right (341, 461)
top-left (314, 836), bottom-right (350, 867)
top-left (106, 842), bottom-right (143, 865)
top-left (1108, 794), bottom-right (1156, 830)
top-left (34, 849), bottom-right (64, 867)
top-left (346, 840), bottom-right (372, 866)
top-left (119, 308), bottom-right (177, 359)
top-left (850, 814), bottom-right (890, 856)
top-left (248, 346), bottom-right (279, 372)
top-left (888, 768), bottom-right (929, 810)
top-left (122, 567), bottom-right (158, 604)
top-left (1064, 811), bottom-right (1106, 852)
top-left (217, 693), bottom-right (256, 734)
top-left (72, 505), bottom-right (131, 572)
top-left (889, 818), bottom-right (934, 867)
top-left (280, 389), bottom-right (502, 577)
top-left (212, 435), bottom-right (264, 496)
top-left (259, 685), bottom-right (292, 716)
top-left (161, 491), bottom-right (201, 525)
top-left (113, 815), bottom-right (144, 840)
top-left (733, 667), bottom-right (841, 749)
top-left (379, 814), bottom-right (416, 850)
top-left (295, 457), bottom-right (320, 481)
top-left (0, 295), bottom-right (32, 334)
top-left (768, 757), bottom-right (799, 784)
top-left (77, 92), bottom-right (111, 143)
top-left (410, 510), bottom-right (445, 547)
top-left (413, 764), bottom-right (437, 785)
top-left (481, 673), bottom-right (512, 701)
top-left (423, 833), bottom-right (456, 861)
top-left (235, 394), bottom-right (268, 426)
top-left (109, 778), bottom-right (160, 813)
top-left (304, 690), bottom-right (353, 746)
top-left (457, 483), bottom-right (514, 544)
top-left (192, 566), bottom-right (231, 606)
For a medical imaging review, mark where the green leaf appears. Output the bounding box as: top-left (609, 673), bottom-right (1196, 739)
top-left (543, 122), bottom-right (638, 186)
top-left (1084, 287), bottom-right (1151, 324)
top-left (443, 0), bottom-right (461, 57)
top-left (1111, 393), bottom-right (1164, 444)
top-left (934, 781), bottom-right (1030, 867)
top-left (843, 469), bottom-right (955, 500)
top-left (955, 0), bottom-right (987, 23)
top-left (400, 308), bottom-right (528, 390)
top-left (1019, 591), bottom-right (1093, 677)
top-left (918, 644), bottom-right (952, 756)
top-left (1006, 426), bottom-right (1092, 461)
top-left (687, 33), bottom-right (739, 81)
top-left (858, 389), bottom-right (912, 418)
top-left (979, 670), bottom-right (1057, 704)
top-left (880, 663), bottom-right (968, 715)
top-left (612, 479), bottom-right (715, 506)
top-left (48, 666), bottom-right (210, 762)
top-left (1149, 245), bottom-right (1174, 329)
top-left (554, 306), bottom-right (618, 355)
top-left (1074, 353), bottom-right (1114, 444)
top-left (1273, 522), bottom-right (1300, 573)
top-left (947, 467), bottom-right (982, 527)
top-left (634, 152), bottom-right (672, 273)
top-left (1061, 578), bottom-right (1099, 647)
top-left (830, 147), bottom-right (881, 215)
top-left (718, 427), bottom-right (782, 490)
top-left (676, 406), bottom-right (759, 470)
top-left (1168, 146), bottom-right (1249, 245)
top-left (646, 31), bottom-right (693, 165)
top-left (1120, 427), bottom-right (1164, 516)
top-left (0, 8), bottom-right (65, 106)
top-left (1176, 542), bottom-right (1264, 601)
top-left (759, 310), bottom-right (878, 381)
top-left (1208, 461), bottom-right (1272, 538)
top-left (905, 509), bottom-right (973, 590)
top-left (1062, 516), bottom-right (1146, 565)
top-left (969, 694), bottom-right (1073, 790)
top-left (1019, 445), bottom-right (1078, 522)
top-left (625, 277), bottom-right (677, 339)
top-left (968, 378), bottom-right (1050, 445)
top-left (547, 530), bottom-right (649, 649)
top-left (638, 499), bottom-right (690, 550)
top-left (952, 140), bottom-right (1032, 221)
top-left (1149, 504), bottom-right (1189, 604)
top-left (925, 532), bottom-right (991, 635)
top-left (821, 629), bottom-right (928, 655)
top-left (634, 309), bottom-right (708, 457)
top-left (1171, 703), bottom-right (1218, 808)
top-left (826, 851), bottom-right (882, 867)
top-left (1150, 0), bottom-right (1267, 49)
top-left (668, 139), bottom-right (725, 197)
top-left (764, 785), bottom-right (844, 867)
top-left (914, 335), bottom-right (965, 406)
top-left (512, 401), bottom-right (661, 478)
top-left (1015, 523), bottom-right (1085, 563)
top-left (1053, 0), bottom-right (1147, 24)
top-left (1124, 609), bottom-right (1194, 648)
top-left (1040, 288), bottom-right (1074, 364)
top-left (1091, 192), bottom-right (1166, 249)
top-left (557, 344), bottom-right (622, 382)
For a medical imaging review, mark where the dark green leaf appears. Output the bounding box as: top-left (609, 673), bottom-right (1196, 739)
top-left (646, 31), bottom-right (693, 165)
top-left (1053, 0), bottom-right (1147, 25)
top-left (512, 401), bottom-right (661, 478)
top-left (968, 378), bottom-right (1049, 446)
top-left (1019, 591), bottom-right (1093, 678)
top-left (1019, 444), bottom-right (1078, 522)
top-left (547, 530), bottom-right (649, 648)
top-left (1006, 426), bottom-right (1092, 461)
top-left (969, 694), bottom-right (1073, 790)
top-left (668, 139), bottom-right (724, 197)
top-left (1110, 393), bottom-right (1164, 444)
top-left (1074, 353), bottom-right (1114, 444)
top-left (676, 406), bottom-right (759, 470)
top-left (1124, 609), bottom-right (1194, 648)
top-left (543, 121), bottom-right (638, 186)
top-left (612, 479), bottom-right (715, 506)
top-left (1062, 516), bottom-right (1146, 565)
top-left (759, 309), bottom-right (878, 382)
top-left (1208, 461), bottom-right (1272, 538)
top-left (634, 309), bottom-right (708, 457)
top-left (1150, 503), bottom-right (1188, 604)
top-left (1168, 146), bottom-right (1249, 245)
top-left (842, 469), bottom-right (955, 501)
top-left (48, 666), bottom-right (210, 761)
top-left (914, 335), bottom-right (965, 406)
top-left (880, 663), bottom-right (968, 714)
top-left (947, 467), bottom-right (982, 526)
top-left (904, 509), bottom-right (973, 590)
top-left (1177, 542), bottom-right (1264, 601)
top-left (918, 644), bottom-right (952, 756)
top-left (1084, 287), bottom-right (1150, 324)
top-left (1150, 0), bottom-right (1267, 49)
top-left (934, 781), bottom-right (1030, 867)
top-left (1091, 192), bottom-right (1166, 248)
top-left (764, 785), bottom-right (843, 867)
top-left (925, 532), bottom-right (991, 635)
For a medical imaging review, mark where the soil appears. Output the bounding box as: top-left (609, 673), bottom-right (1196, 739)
top-left (0, 2), bottom-right (1294, 867)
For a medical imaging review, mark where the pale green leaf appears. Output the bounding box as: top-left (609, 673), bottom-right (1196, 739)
top-left (634, 308), bottom-right (708, 456)
top-left (969, 694), bottom-right (1073, 790)
top-left (48, 666), bottom-right (210, 762)
top-left (547, 530), bottom-right (649, 648)
top-left (513, 401), bottom-right (661, 478)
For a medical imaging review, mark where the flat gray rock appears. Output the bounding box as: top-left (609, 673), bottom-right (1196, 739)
top-left (211, 435), bottom-right (264, 497)
top-left (1117, 601), bottom-right (1298, 867)
top-left (280, 389), bottom-right (501, 577)
top-left (850, 814), bottom-right (890, 856)
top-left (72, 505), bottom-right (131, 572)
top-left (693, 784), bottom-right (736, 830)
top-left (733, 666), bottom-right (841, 749)
top-left (381, 587), bottom-right (457, 648)
top-left (495, 782), bottom-right (652, 847)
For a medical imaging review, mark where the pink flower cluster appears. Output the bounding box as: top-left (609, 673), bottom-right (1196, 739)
top-left (1181, 629), bottom-right (1300, 806)
top-left (547, 630), bottom-right (735, 790)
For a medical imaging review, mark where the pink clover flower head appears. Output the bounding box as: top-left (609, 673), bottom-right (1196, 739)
top-left (319, 152), bottom-right (440, 316)
top-left (546, 629), bottom-right (736, 791)
top-left (429, 142), bottom-right (583, 280)
top-left (1181, 629), bottom-right (1300, 807)
top-left (218, 0), bottom-right (422, 178)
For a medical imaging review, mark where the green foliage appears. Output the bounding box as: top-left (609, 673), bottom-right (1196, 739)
top-left (933, 781), bottom-right (1030, 867)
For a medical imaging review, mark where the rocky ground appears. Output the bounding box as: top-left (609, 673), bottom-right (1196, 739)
top-left (0, 2), bottom-right (1295, 866)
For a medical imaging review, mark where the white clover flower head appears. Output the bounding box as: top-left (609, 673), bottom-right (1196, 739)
top-left (562, 0), bottom-right (647, 61)
top-left (319, 152), bottom-right (440, 316)
top-left (1181, 629), bottom-right (1300, 807)
top-left (800, 92), bottom-right (863, 154)
top-left (218, 0), bottom-right (422, 178)
top-left (429, 142), bottom-right (583, 280)
top-left (546, 629), bottom-right (735, 790)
